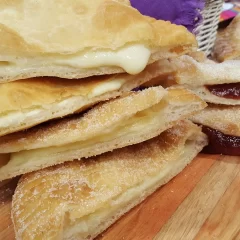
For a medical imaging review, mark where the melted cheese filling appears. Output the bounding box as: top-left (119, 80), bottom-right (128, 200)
top-left (56, 44), bottom-right (151, 74)
top-left (0, 44), bottom-right (151, 75)
top-left (0, 78), bottom-right (125, 129)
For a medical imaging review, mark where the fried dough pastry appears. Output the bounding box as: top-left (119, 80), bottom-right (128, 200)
top-left (191, 105), bottom-right (240, 156)
top-left (143, 55), bottom-right (240, 105)
top-left (191, 104), bottom-right (240, 137)
top-left (0, 87), bottom-right (206, 180)
top-left (0, 60), bottom-right (164, 136)
top-left (12, 120), bottom-right (207, 240)
top-left (0, 0), bottom-right (196, 82)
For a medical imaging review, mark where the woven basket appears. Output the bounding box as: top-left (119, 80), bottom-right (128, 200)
top-left (195, 0), bottom-right (224, 56)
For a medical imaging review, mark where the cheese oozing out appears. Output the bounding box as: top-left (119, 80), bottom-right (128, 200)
top-left (0, 44), bottom-right (151, 75)
top-left (55, 44), bottom-right (151, 74)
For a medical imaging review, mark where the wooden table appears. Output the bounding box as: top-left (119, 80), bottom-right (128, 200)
top-left (1, 154), bottom-right (240, 240)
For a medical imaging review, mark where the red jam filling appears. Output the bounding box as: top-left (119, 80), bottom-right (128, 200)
top-left (206, 83), bottom-right (240, 99)
top-left (201, 125), bottom-right (240, 156)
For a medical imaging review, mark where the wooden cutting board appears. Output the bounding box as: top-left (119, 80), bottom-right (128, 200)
top-left (1, 153), bottom-right (240, 240)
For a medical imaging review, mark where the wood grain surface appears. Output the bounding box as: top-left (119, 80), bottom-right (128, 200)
top-left (0, 154), bottom-right (239, 240)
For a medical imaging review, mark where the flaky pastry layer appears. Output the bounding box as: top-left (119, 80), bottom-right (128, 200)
top-left (144, 55), bottom-right (240, 105)
top-left (0, 0), bottom-right (196, 81)
top-left (12, 120), bottom-right (208, 240)
top-left (169, 56), bottom-right (240, 86)
top-left (181, 85), bottom-right (240, 105)
top-left (142, 55), bottom-right (240, 88)
top-left (0, 60), bottom-right (166, 136)
top-left (0, 87), bottom-right (206, 180)
top-left (191, 104), bottom-right (240, 137)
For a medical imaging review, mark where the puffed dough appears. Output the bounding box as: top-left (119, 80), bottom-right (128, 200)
top-left (12, 120), bottom-right (208, 240)
top-left (0, 0), bottom-right (196, 81)
top-left (191, 104), bottom-right (240, 137)
top-left (0, 87), bottom-right (206, 180)
top-left (0, 60), bottom-right (165, 136)
top-left (142, 55), bottom-right (240, 105)
top-left (144, 55), bottom-right (240, 86)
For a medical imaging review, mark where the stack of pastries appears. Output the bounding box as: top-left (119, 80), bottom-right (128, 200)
top-left (143, 16), bottom-right (240, 156)
top-left (181, 16), bottom-right (240, 156)
top-left (0, 1), bottom-right (211, 239)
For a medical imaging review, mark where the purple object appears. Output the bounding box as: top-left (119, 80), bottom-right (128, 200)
top-left (130, 0), bottom-right (205, 33)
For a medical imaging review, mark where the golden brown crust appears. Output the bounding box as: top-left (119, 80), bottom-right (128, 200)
top-left (0, 77), bottom-right (111, 112)
top-left (191, 104), bottom-right (240, 136)
top-left (0, 0), bottom-right (196, 81)
top-left (0, 51), bottom-right (186, 83)
top-left (0, 87), bottom-right (206, 153)
top-left (0, 87), bottom-right (206, 181)
top-left (183, 85), bottom-right (240, 105)
top-left (0, 60), bottom-right (166, 137)
top-left (0, 87), bottom-right (167, 151)
top-left (143, 55), bottom-right (240, 86)
top-left (0, 62), bottom-right (163, 113)
top-left (172, 56), bottom-right (240, 86)
top-left (213, 15), bottom-right (240, 62)
top-left (142, 55), bottom-right (240, 105)
top-left (12, 120), bottom-right (207, 240)
top-left (0, 0), bottom-right (196, 54)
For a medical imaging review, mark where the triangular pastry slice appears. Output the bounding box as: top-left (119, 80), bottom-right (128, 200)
top-left (0, 87), bottom-right (206, 180)
top-left (213, 15), bottom-right (240, 62)
top-left (12, 120), bottom-right (208, 240)
top-left (170, 56), bottom-right (240, 105)
top-left (143, 55), bottom-right (240, 105)
top-left (191, 105), bottom-right (240, 137)
top-left (0, 60), bottom-right (165, 137)
top-left (0, 0), bottom-right (196, 82)
top-left (191, 104), bottom-right (240, 156)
